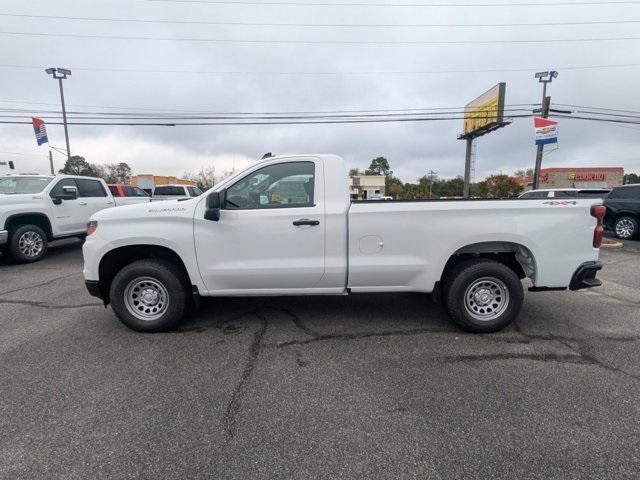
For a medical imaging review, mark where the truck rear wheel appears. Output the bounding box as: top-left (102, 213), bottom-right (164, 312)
top-left (444, 259), bottom-right (523, 333)
top-left (8, 224), bottom-right (48, 263)
top-left (614, 216), bottom-right (638, 240)
top-left (109, 259), bottom-right (189, 332)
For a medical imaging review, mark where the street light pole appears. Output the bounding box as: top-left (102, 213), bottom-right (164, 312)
top-left (532, 70), bottom-right (558, 190)
top-left (45, 68), bottom-right (72, 160)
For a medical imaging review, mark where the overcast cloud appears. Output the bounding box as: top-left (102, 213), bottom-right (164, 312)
top-left (1, 0), bottom-right (639, 182)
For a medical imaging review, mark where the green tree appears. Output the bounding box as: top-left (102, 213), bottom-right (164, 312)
top-left (348, 168), bottom-right (360, 177)
top-left (385, 175), bottom-right (404, 199)
top-left (624, 173), bottom-right (640, 185)
top-left (59, 155), bottom-right (99, 177)
top-left (473, 174), bottom-right (523, 198)
top-left (365, 157), bottom-right (392, 176)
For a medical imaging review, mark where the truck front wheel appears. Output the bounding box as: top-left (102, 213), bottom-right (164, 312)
top-left (109, 259), bottom-right (189, 332)
top-left (8, 224), bottom-right (48, 263)
top-left (444, 259), bottom-right (524, 333)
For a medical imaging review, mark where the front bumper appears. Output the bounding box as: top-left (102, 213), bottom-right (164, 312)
top-left (0, 230), bottom-right (7, 246)
top-left (569, 261), bottom-right (603, 291)
top-left (85, 280), bottom-right (103, 300)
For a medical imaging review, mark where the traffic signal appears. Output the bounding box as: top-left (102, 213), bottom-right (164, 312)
top-left (8, 161), bottom-right (14, 170)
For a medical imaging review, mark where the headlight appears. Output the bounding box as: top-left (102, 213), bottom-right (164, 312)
top-left (86, 220), bottom-right (98, 236)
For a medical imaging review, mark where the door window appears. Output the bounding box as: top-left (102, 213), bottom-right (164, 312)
top-left (553, 190), bottom-right (577, 198)
top-left (123, 186), bottom-right (147, 197)
top-left (154, 186), bottom-right (184, 196)
top-left (49, 178), bottom-right (78, 198)
top-left (187, 186), bottom-right (203, 197)
top-left (76, 179), bottom-right (107, 197)
top-left (224, 162), bottom-right (315, 210)
top-left (108, 186), bottom-right (120, 196)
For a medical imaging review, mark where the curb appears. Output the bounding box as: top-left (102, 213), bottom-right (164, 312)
top-left (601, 240), bottom-right (624, 248)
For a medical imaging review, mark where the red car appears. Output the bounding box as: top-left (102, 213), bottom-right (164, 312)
top-left (107, 184), bottom-right (151, 206)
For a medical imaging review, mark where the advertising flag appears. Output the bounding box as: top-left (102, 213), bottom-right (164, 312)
top-left (32, 117), bottom-right (48, 146)
top-left (534, 117), bottom-right (558, 146)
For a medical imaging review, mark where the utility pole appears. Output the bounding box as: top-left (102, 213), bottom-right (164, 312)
top-left (463, 138), bottom-right (472, 197)
top-left (49, 150), bottom-right (55, 175)
top-left (532, 70), bottom-right (558, 190)
top-left (428, 170), bottom-right (437, 198)
top-left (45, 68), bottom-right (72, 160)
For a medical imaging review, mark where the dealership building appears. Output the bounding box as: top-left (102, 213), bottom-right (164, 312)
top-left (522, 167), bottom-right (624, 190)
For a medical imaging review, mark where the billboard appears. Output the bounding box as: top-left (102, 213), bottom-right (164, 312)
top-left (461, 83), bottom-right (506, 138)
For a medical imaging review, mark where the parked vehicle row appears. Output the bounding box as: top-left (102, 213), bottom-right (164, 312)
top-left (83, 154), bottom-right (605, 335)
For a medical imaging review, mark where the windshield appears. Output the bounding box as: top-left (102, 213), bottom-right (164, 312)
top-left (0, 176), bottom-right (53, 194)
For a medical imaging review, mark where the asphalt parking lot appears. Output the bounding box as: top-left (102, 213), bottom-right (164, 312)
top-left (1, 239), bottom-right (639, 479)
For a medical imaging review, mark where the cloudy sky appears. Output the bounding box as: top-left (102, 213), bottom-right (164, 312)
top-left (1, 0), bottom-right (639, 183)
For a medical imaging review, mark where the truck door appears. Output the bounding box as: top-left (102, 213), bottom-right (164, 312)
top-left (194, 159), bottom-right (325, 293)
top-left (48, 178), bottom-right (85, 234)
top-left (75, 179), bottom-right (114, 218)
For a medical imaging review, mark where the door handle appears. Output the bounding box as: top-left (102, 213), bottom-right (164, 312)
top-left (293, 219), bottom-right (320, 226)
top-left (79, 202), bottom-right (88, 206)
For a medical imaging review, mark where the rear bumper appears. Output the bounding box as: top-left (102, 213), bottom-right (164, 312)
top-left (0, 230), bottom-right (7, 246)
top-left (569, 261), bottom-right (603, 291)
top-left (85, 280), bottom-right (103, 300)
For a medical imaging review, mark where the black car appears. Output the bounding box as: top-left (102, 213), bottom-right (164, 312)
top-left (604, 184), bottom-right (640, 240)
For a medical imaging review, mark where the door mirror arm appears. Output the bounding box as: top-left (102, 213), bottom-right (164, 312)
top-left (204, 190), bottom-right (223, 221)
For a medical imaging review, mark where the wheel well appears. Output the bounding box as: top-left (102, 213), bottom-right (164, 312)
top-left (98, 245), bottom-right (191, 304)
top-left (6, 214), bottom-right (53, 240)
top-left (441, 241), bottom-right (536, 284)
top-left (615, 213), bottom-right (638, 220)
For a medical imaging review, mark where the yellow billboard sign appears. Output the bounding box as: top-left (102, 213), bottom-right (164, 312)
top-left (462, 83), bottom-right (506, 137)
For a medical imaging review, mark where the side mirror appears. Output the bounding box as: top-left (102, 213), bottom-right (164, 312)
top-left (204, 191), bottom-right (221, 221)
top-left (53, 186), bottom-right (78, 205)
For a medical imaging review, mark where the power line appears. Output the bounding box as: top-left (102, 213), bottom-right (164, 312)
top-left (2, 63), bottom-right (640, 76)
top-left (554, 103), bottom-right (640, 114)
top-left (2, 30), bottom-right (640, 45)
top-left (0, 113), bottom-right (537, 126)
top-left (146, 0), bottom-right (640, 7)
top-left (0, 99), bottom-right (537, 115)
top-left (2, 12), bottom-right (640, 28)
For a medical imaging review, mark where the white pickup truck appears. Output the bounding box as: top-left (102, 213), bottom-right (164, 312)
top-left (83, 155), bottom-right (604, 333)
top-left (0, 174), bottom-right (114, 263)
top-left (152, 184), bottom-right (203, 202)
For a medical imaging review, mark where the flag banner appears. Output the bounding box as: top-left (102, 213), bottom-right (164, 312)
top-left (32, 117), bottom-right (48, 146)
top-left (534, 117), bottom-right (558, 146)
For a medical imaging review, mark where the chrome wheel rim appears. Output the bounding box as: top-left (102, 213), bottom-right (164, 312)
top-left (124, 277), bottom-right (169, 321)
top-left (18, 231), bottom-right (44, 258)
top-left (464, 277), bottom-right (510, 322)
top-left (615, 218), bottom-right (634, 239)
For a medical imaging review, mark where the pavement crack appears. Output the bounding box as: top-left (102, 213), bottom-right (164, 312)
top-left (0, 299), bottom-right (99, 310)
top-left (223, 314), bottom-right (268, 439)
top-left (268, 306), bottom-right (321, 338)
top-left (276, 326), bottom-right (448, 348)
top-left (439, 352), bottom-right (587, 365)
top-left (0, 272), bottom-right (81, 296)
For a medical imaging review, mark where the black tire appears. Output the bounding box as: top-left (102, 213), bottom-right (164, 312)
top-left (8, 224), bottom-right (48, 264)
top-left (443, 259), bottom-right (524, 333)
top-left (109, 259), bottom-right (189, 332)
top-left (614, 216), bottom-right (638, 240)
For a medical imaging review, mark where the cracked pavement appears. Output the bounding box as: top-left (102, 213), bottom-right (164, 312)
top-left (1, 238), bottom-right (639, 479)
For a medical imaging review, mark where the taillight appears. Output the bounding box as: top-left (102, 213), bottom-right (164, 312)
top-left (591, 205), bottom-right (606, 248)
top-left (86, 220), bottom-right (98, 236)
